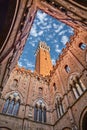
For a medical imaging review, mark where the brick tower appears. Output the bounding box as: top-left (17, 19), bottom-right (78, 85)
top-left (35, 41), bottom-right (53, 76)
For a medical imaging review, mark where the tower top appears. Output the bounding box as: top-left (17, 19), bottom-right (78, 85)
top-left (35, 41), bottom-right (50, 56)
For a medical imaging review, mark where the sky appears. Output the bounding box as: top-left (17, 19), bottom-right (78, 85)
top-left (18, 10), bottom-right (74, 71)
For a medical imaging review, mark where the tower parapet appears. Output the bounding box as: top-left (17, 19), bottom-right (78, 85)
top-left (35, 41), bottom-right (50, 56)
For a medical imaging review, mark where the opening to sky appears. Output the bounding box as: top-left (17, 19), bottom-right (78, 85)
top-left (18, 10), bottom-right (74, 71)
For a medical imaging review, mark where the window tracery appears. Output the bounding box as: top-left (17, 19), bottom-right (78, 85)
top-left (2, 93), bottom-right (20, 116)
top-left (34, 100), bottom-right (46, 123)
top-left (55, 95), bottom-right (65, 119)
top-left (69, 75), bottom-right (86, 99)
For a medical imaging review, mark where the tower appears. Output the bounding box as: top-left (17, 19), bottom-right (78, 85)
top-left (35, 41), bottom-right (53, 76)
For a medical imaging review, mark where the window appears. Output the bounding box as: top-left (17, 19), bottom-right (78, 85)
top-left (79, 43), bottom-right (86, 50)
top-left (70, 76), bottom-right (86, 99)
top-left (6, 100), bottom-right (15, 114)
top-left (53, 83), bottom-right (56, 91)
top-left (2, 93), bottom-right (20, 116)
top-left (12, 101), bottom-right (20, 115)
top-left (65, 65), bottom-right (70, 73)
top-left (34, 104), bottom-right (38, 121)
top-left (55, 96), bottom-right (65, 119)
top-left (34, 100), bottom-right (46, 123)
top-left (39, 87), bottom-right (43, 95)
top-left (2, 98), bottom-right (10, 113)
top-left (11, 79), bottom-right (18, 89)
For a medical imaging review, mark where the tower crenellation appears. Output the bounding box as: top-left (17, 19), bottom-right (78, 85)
top-left (35, 41), bottom-right (50, 56)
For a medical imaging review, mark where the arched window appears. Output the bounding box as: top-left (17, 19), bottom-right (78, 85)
top-left (79, 43), bottom-right (86, 50)
top-left (39, 105), bottom-right (42, 122)
top-left (2, 93), bottom-right (20, 116)
top-left (43, 106), bottom-right (46, 122)
top-left (34, 104), bottom-right (38, 121)
top-left (65, 65), bottom-right (70, 73)
top-left (12, 79), bottom-right (18, 88)
top-left (2, 98), bottom-right (10, 113)
top-left (82, 112), bottom-right (87, 130)
top-left (53, 83), bottom-right (56, 91)
top-left (34, 100), bottom-right (46, 123)
top-left (12, 100), bottom-right (20, 115)
top-left (39, 87), bottom-right (43, 95)
top-left (69, 76), bottom-right (86, 99)
top-left (55, 96), bottom-right (65, 119)
top-left (7, 100), bottom-right (15, 114)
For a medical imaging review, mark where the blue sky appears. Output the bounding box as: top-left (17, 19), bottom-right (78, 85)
top-left (18, 10), bottom-right (74, 71)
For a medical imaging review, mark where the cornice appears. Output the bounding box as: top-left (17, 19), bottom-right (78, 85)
top-left (14, 65), bottom-right (50, 83)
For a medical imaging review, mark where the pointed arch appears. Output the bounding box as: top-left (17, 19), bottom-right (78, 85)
top-left (2, 92), bottom-right (21, 116)
top-left (79, 107), bottom-right (87, 130)
top-left (68, 72), bottom-right (86, 100)
top-left (34, 98), bottom-right (47, 123)
top-left (54, 93), bottom-right (65, 119)
top-left (4, 91), bottom-right (24, 104)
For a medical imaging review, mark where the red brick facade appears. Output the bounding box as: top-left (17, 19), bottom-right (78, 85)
top-left (0, 0), bottom-right (87, 130)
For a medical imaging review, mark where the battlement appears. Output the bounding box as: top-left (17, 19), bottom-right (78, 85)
top-left (35, 41), bottom-right (50, 56)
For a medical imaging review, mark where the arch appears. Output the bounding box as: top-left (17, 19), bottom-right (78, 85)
top-left (34, 98), bottom-right (47, 123)
top-left (54, 92), bottom-right (62, 103)
top-left (2, 92), bottom-right (21, 116)
top-left (67, 72), bottom-right (86, 99)
top-left (10, 79), bottom-right (18, 89)
top-left (68, 72), bottom-right (80, 90)
top-left (54, 93), bottom-right (65, 119)
top-left (4, 91), bottom-right (24, 104)
top-left (0, 0), bottom-right (20, 52)
top-left (79, 107), bottom-right (87, 130)
top-left (33, 98), bottom-right (48, 108)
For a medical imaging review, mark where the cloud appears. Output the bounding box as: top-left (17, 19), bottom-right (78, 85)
top-left (53, 23), bottom-right (59, 29)
top-left (55, 44), bottom-right (61, 53)
top-left (18, 58), bottom-right (35, 70)
top-left (26, 62), bottom-right (35, 68)
top-left (22, 59), bottom-right (34, 68)
top-left (30, 25), bottom-right (37, 37)
top-left (18, 61), bottom-right (23, 67)
top-left (32, 43), bottom-right (35, 47)
top-left (37, 11), bottom-right (47, 23)
top-left (54, 40), bottom-right (58, 43)
top-left (38, 30), bottom-right (43, 36)
top-left (68, 28), bottom-right (74, 34)
top-left (55, 23), bottom-right (65, 33)
top-left (58, 30), bottom-right (67, 36)
top-left (61, 35), bottom-right (69, 45)
top-left (18, 10), bottom-right (73, 71)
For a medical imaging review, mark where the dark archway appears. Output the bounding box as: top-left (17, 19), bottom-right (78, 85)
top-left (82, 112), bottom-right (87, 130)
top-left (0, 0), bottom-right (19, 50)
